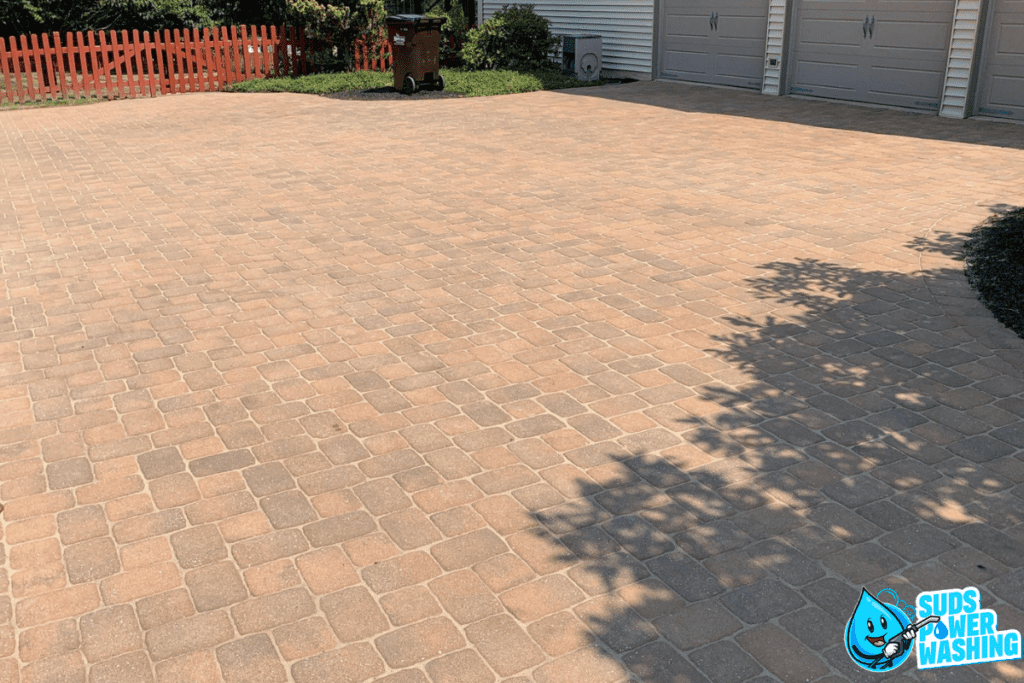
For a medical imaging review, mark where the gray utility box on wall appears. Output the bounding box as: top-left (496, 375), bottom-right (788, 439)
top-left (562, 35), bottom-right (602, 81)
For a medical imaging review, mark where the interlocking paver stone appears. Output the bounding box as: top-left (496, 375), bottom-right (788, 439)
top-left (4, 81), bottom-right (1024, 683)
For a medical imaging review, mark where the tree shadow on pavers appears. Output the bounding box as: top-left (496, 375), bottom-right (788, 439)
top-left (552, 82), bottom-right (1024, 150)
top-left (523, 245), bottom-right (1024, 682)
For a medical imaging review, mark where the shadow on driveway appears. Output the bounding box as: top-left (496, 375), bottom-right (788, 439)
top-left (554, 81), bottom-right (1024, 151)
top-left (525, 235), bottom-right (1024, 682)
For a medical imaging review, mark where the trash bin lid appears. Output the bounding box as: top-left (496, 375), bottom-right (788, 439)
top-left (386, 14), bottom-right (445, 24)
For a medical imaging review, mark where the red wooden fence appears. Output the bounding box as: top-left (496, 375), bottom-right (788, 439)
top-left (353, 30), bottom-right (392, 73)
top-left (0, 25), bottom-right (306, 104)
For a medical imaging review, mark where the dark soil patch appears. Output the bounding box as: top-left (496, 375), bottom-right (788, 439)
top-left (964, 206), bottom-right (1024, 339)
top-left (323, 86), bottom-right (466, 100)
top-left (322, 78), bottom-right (638, 100)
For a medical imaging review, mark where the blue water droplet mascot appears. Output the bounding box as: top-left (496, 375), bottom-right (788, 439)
top-left (845, 588), bottom-right (940, 671)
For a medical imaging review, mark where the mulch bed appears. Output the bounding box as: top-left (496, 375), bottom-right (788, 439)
top-left (321, 78), bottom-right (638, 100)
top-left (964, 206), bottom-right (1024, 339)
top-left (323, 87), bottom-right (466, 100)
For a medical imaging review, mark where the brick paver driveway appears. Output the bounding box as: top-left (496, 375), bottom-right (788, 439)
top-left (2, 82), bottom-right (1024, 683)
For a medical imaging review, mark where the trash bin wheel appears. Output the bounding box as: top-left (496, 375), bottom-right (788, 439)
top-left (436, 74), bottom-right (445, 92)
top-left (402, 76), bottom-right (416, 95)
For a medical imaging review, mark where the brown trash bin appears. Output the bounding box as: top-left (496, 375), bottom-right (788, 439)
top-left (385, 14), bottom-right (447, 94)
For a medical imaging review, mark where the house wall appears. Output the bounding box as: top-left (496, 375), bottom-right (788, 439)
top-left (479, 0), bottom-right (656, 78)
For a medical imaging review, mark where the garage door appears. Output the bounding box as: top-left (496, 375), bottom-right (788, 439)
top-left (977, 0), bottom-right (1024, 120)
top-left (660, 0), bottom-right (769, 89)
top-left (789, 0), bottom-right (955, 109)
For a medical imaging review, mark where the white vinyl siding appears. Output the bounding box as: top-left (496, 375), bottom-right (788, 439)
top-left (480, 0), bottom-right (655, 76)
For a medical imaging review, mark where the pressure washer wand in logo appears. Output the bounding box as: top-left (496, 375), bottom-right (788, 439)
top-left (881, 615), bottom-right (941, 661)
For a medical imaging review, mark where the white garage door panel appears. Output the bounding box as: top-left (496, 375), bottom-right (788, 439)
top-left (995, 21), bottom-right (1024, 51)
top-left (872, 19), bottom-right (952, 51)
top-left (988, 76), bottom-right (1024, 108)
top-left (715, 53), bottom-right (764, 84)
top-left (978, 0), bottom-right (1024, 119)
top-left (791, 0), bottom-right (953, 108)
top-left (663, 12), bottom-right (713, 38)
top-left (792, 61), bottom-right (860, 92)
top-left (799, 18), bottom-right (864, 48)
top-left (866, 65), bottom-right (945, 98)
top-left (719, 16), bottom-right (769, 42)
top-left (662, 51), bottom-right (712, 76)
top-left (659, 0), bottom-right (769, 88)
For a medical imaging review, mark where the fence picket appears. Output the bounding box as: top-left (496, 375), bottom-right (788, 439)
top-left (241, 25), bottom-right (252, 78)
top-left (229, 25), bottom-right (241, 84)
top-left (220, 26), bottom-right (232, 87)
top-left (17, 35), bottom-right (29, 102)
top-left (0, 37), bottom-right (11, 104)
top-left (253, 26), bottom-right (263, 79)
top-left (195, 28), bottom-right (206, 91)
top-left (96, 30), bottom-right (111, 98)
top-left (169, 29), bottom-right (182, 93)
top-left (200, 27), bottom-right (211, 91)
top-left (53, 33), bottom-right (67, 97)
top-left (141, 29), bottom-right (154, 97)
top-left (188, 28), bottom-right (200, 92)
top-left (148, 30), bottom-right (159, 96)
top-left (259, 26), bottom-right (270, 79)
top-left (100, 30), bottom-right (113, 98)
top-left (215, 26), bottom-right (227, 89)
top-left (19, 35), bottom-right (36, 101)
top-left (164, 29), bottom-right (177, 94)
top-left (149, 31), bottom-right (162, 96)
top-left (46, 32), bottom-right (61, 97)
top-left (140, 31), bottom-right (153, 96)
top-left (126, 30), bottom-right (138, 98)
top-left (30, 33), bottom-right (45, 99)
top-left (74, 31), bottom-right (88, 98)
top-left (108, 30), bottom-right (123, 98)
top-left (112, 29), bottom-right (126, 98)
top-left (39, 32), bottom-right (56, 99)
top-left (268, 24), bottom-right (277, 78)
top-left (180, 29), bottom-right (193, 92)
top-left (225, 26), bottom-right (235, 87)
top-left (49, 32), bottom-right (62, 98)
top-left (87, 31), bottom-right (101, 98)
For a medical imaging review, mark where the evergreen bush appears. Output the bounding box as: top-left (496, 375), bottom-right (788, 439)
top-left (460, 4), bottom-right (557, 71)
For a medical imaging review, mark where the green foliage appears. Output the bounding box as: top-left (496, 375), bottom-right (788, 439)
top-left (204, 0), bottom-right (288, 27)
top-left (426, 1), bottom-right (467, 66)
top-left (460, 4), bottom-right (557, 71)
top-left (0, 0), bottom-right (385, 41)
top-left (285, 0), bottom-right (349, 50)
top-left (88, 0), bottom-right (215, 32)
top-left (1, 1), bottom-right (45, 38)
top-left (1, 0), bottom-right (217, 35)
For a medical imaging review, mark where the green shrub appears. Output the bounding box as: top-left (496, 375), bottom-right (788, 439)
top-left (427, 1), bottom-right (468, 67)
top-left (461, 4), bottom-right (557, 71)
top-left (286, 0), bottom-right (350, 42)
